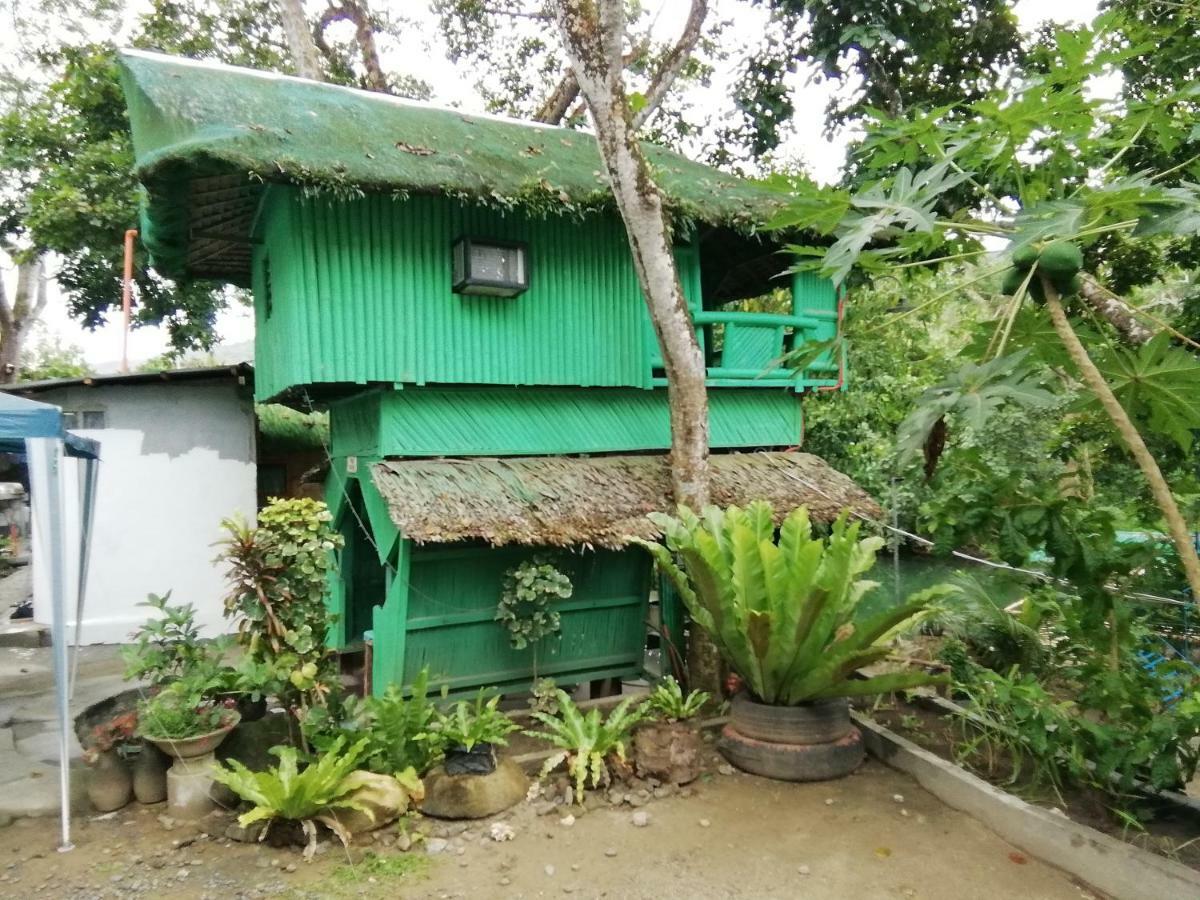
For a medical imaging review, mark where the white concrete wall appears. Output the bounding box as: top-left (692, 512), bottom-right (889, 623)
top-left (31, 380), bottom-right (257, 644)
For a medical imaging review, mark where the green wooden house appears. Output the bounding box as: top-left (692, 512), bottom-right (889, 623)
top-left (117, 50), bottom-right (880, 695)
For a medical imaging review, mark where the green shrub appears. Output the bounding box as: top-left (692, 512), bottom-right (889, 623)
top-left (307, 668), bottom-right (446, 776)
top-left (217, 498), bottom-right (344, 706)
top-left (637, 503), bottom-right (951, 704)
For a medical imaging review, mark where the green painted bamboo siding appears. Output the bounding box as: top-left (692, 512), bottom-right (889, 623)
top-left (394, 545), bottom-right (649, 693)
top-left (330, 385), bottom-right (803, 458)
top-left (253, 187), bottom-right (679, 401)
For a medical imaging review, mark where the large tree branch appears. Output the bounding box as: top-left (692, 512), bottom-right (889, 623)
top-left (315, 0), bottom-right (389, 93)
top-left (534, 70), bottom-right (579, 124)
top-left (277, 0), bottom-right (324, 80)
top-left (630, 0), bottom-right (707, 131)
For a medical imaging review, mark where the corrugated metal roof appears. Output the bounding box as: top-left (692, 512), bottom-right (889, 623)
top-left (14, 363), bottom-right (253, 392)
top-left (116, 50), bottom-right (789, 283)
top-left (370, 451), bottom-right (881, 548)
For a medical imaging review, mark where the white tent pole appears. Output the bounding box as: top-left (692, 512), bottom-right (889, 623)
top-left (70, 457), bottom-right (99, 697)
top-left (27, 437), bottom-right (73, 852)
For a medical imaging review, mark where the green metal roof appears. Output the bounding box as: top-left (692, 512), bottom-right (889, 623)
top-left (116, 50), bottom-right (787, 284)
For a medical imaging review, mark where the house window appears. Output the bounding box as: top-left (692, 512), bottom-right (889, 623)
top-left (451, 237), bottom-right (529, 297)
top-left (63, 411), bottom-right (105, 430)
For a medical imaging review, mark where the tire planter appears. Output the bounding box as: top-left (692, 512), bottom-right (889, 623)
top-left (720, 693), bottom-right (863, 781)
top-left (719, 724), bottom-right (864, 782)
top-left (730, 693), bottom-right (853, 745)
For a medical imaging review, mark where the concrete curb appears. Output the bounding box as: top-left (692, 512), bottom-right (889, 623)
top-left (854, 711), bottom-right (1200, 900)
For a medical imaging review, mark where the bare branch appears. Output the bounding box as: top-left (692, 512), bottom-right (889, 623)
top-left (631, 0), bottom-right (707, 131)
top-left (533, 70), bottom-right (579, 124)
top-left (314, 0), bottom-right (389, 93)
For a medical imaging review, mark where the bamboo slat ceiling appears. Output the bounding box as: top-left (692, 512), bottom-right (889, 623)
top-left (370, 451), bottom-right (882, 549)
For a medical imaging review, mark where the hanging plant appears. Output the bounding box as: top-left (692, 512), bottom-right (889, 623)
top-left (496, 555), bottom-right (573, 650)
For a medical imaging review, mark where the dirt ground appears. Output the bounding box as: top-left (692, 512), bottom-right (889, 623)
top-left (0, 754), bottom-right (1099, 900)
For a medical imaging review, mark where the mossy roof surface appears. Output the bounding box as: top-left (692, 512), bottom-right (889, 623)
top-left (117, 50), bottom-right (787, 283)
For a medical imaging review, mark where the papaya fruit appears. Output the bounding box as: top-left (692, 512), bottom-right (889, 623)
top-left (1011, 244), bottom-right (1040, 269)
top-left (1037, 240), bottom-right (1083, 277)
top-left (1000, 267), bottom-right (1026, 296)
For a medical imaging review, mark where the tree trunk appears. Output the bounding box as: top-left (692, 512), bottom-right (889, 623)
top-left (554, 0), bottom-right (719, 692)
top-left (0, 255), bottom-right (50, 383)
top-left (276, 0), bottom-right (324, 80)
top-left (1042, 275), bottom-right (1200, 605)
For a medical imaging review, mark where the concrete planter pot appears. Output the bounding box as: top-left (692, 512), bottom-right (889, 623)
top-left (720, 694), bottom-right (863, 782)
top-left (143, 714), bottom-right (240, 761)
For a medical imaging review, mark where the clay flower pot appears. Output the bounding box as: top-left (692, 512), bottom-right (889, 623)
top-left (86, 748), bottom-right (133, 812)
top-left (142, 713), bottom-right (241, 761)
top-left (131, 742), bottom-right (170, 804)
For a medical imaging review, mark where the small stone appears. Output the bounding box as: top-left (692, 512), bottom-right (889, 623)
top-left (458, 860), bottom-right (469, 868)
top-left (824, 798), bottom-right (835, 806)
top-left (892, 794), bottom-right (905, 804)
top-left (489, 823), bottom-right (515, 842)
top-left (900, 809), bottom-right (910, 818)
top-left (559, 814), bottom-right (575, 828)
top-left (631, 811), bottom-right (650, 828)
top-left (455, 847), bottom-right (466, 857)
top-left (396, 832), bottom-right (413, 852)
top-left (157, 815), bottom-right (176, 831)
top-left (717, 764), bottom-right (734, 776)
top-left (562, 887), bottom-right (575, 894)
top-left (571, 863), bottom-right (581, 872)
top-left (175, 868), bottom-right (189, 880)
top-left (544, 864), bottom-right (556, 877)
top-left (698, 818), bottom-right (711, 828)
top-left (284, 863), bottom-right (297, 873)
top-left (426, 838), bottom-right (449, 856)
top-left (798, 864), bottom-right (811, 876)
top-left (604, 848), bottom-right (617, 858)
top-left (533, 801), bottom-right (558, 817)
top-left (499, 877), bottom-right (512, 886)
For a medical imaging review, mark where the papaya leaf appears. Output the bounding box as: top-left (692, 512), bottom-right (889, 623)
top-left (1093, 333), bottom-right (1200, 451)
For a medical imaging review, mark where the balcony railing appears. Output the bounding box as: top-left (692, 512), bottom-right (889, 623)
top-left (649, 309), bottom-right (841, 389)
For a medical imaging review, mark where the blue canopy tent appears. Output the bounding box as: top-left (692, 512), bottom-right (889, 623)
top-left (0, 392), bottom-right (99, 851)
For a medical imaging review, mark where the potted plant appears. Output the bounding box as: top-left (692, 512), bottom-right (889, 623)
top-left (634, 676), bottom-right (710, 785)
top-left (137, 682), bottom-right (241, 761)
top-left (206, 656), bottom-right (284, 722)
top-left (419, 692), bottom-right (526, 819)
top-left (637, 503), bottom-right (949, 781)
top-left (82, 711), bottom-right (139, 812)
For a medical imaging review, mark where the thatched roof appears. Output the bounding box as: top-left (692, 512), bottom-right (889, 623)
top-left (116, 50), bottom-right (788, 286)
top-left (370, 451), bottom-right (881, 548)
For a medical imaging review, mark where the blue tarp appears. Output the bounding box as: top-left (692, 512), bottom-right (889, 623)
top-left (0, 392), bottom-right (99, 459)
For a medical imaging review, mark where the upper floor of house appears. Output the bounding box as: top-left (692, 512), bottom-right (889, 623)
top-left (118, 50), bottom-right (841, 405)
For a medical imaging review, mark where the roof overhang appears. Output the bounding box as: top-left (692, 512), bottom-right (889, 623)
top-left (370, 451), bottom-right (881, 549)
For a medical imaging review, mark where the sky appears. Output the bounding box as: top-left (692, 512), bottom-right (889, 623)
top-left (26, 0), bottom-right (1103, 370)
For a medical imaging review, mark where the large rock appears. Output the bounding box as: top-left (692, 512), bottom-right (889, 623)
top-left (421, 758), bottom-right (527, 820)
top-left (633, 722), bottom-right (702, 785)
top-left (320, 770), bottom-right (423, 835)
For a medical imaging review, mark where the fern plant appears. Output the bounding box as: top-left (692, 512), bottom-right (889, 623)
top-left (306, 668), bottom-right (446, 776)
top-left (646, 676), bottom-right (709, 722)
top-left (636, 503), bottom-right (951, 705)
top-left (525, 690), bottom-right (648, 801)
top-left (212, 737), bottom-right (373, 859)
top-left (425, 691), bottom-right (519, 751)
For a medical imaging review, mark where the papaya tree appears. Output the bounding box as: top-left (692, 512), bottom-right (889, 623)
top-left (770, 13), bottom-right (1200, 603)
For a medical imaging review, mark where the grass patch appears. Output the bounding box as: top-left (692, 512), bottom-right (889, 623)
top-left (322, 850), bottom-right (431, 896)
